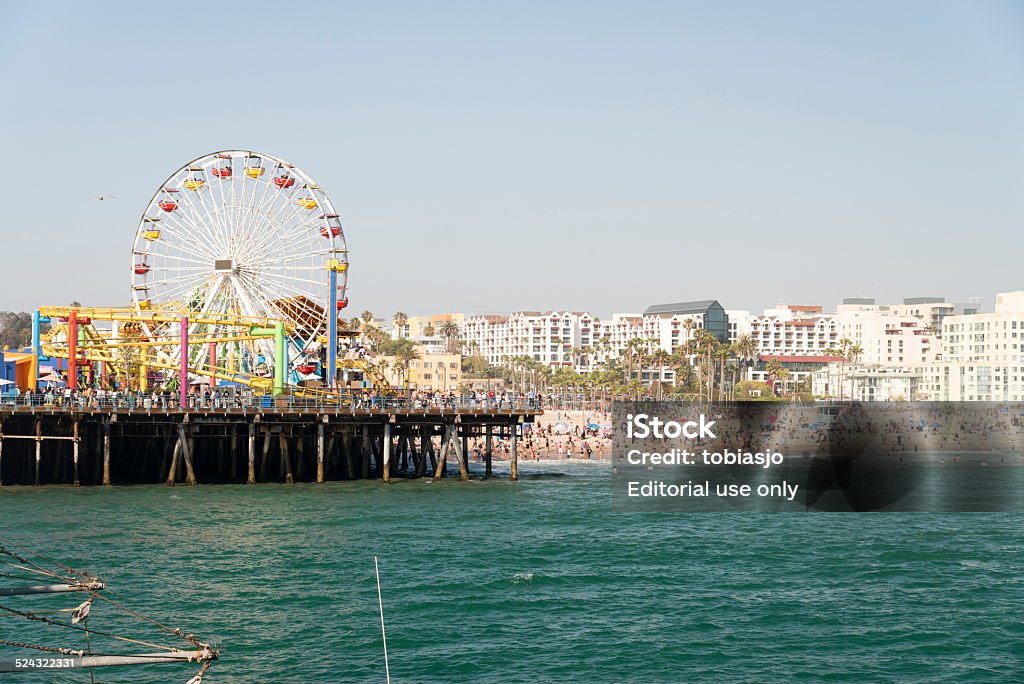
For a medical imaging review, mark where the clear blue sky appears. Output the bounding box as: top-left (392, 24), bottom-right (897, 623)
top-left (1, 1), bottom-right (1022, 317)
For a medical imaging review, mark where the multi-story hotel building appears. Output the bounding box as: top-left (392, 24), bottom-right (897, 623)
top-left (919, 291), bottom-right (1024, 401)
top-left (461, 311), bottom-right (596, 369)
top-left (461, 300), bottom-right (727, 373)
top-left (747, 305), bottom-right (837, 357)
top-left (834, 299), bottom-right (939, 367)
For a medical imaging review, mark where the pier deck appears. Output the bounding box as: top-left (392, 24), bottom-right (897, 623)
top-left (0, 404), bottom-right (541, 486)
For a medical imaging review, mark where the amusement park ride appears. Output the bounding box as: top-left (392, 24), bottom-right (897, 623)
top-left (31, 150), bottom-right (389, 402)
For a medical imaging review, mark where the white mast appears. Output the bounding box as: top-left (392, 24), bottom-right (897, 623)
top-left (375, 556), bottom-right (391, 684)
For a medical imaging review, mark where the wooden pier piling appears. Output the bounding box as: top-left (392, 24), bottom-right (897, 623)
top-left (178, 423), bottom-right (197, 486)
top-left (382, 422), bottom-right (392, 483)
top-left (72, 419), bottom-right (80, 487)
top-left (102, 420), bottom-right (111, 486)
top-left (247, 423), bottom-right (256, 484)
top-left (0, 406), bottom-right (538, 486)
top-left (166, 440), bottom-right (181, 486)
top-left (280, 432), bottom-right (294, 484)
top-left (456, 426), bottom-right (469, 481)
top-left (34, 418), bottom-right (42, 486)
top-left (317, 421), bottom-right (325, 484)
top-left (485, 425), bottom-right (493, 478)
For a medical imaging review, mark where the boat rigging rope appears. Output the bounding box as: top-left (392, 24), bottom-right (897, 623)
top-left (0, 538), bottom-right (217, 680)
top-left (0, 602), bottom-right (178, 652)
top-left (0, 538), bottom-right (85, 579)
top-left (1, 555), bottom-right (74, 583)
top-left (0, 638), bottom-right (85, 656)
top-left (0, 568), bottom-right (65, 583)
top-left (0, 542), bottom-right (85, 583)
top-left (89, 591), bottom-right (207, 649)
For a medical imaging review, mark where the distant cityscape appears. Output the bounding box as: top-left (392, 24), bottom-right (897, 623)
top-left (378, 291), bottom-right (1024, 402)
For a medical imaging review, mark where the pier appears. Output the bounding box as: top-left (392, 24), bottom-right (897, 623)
top-left (0, 399), bottom-right (539, 486)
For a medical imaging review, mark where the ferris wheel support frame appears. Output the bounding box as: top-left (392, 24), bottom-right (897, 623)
top-left (180, 316), bottom-right (188, 407)
top-left (251, 322), bottom-right (287, 395)
top-left (328, 265), bottom-right (338, 387)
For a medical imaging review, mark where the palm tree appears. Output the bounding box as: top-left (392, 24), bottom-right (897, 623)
top-left (715, 345), bottom-right (730, 402)
top-left (395, 345), bottom-right (421, 389)
top-left (695, 330), bottom-right (720, 403)
top-left (571, 346), bottom-right (591, 373)
top-left (668, 348), bottom-right (693, 394)
top-left (364, 325), bottom-right (388, 351)
top-left (361, 310), bottom-right (374, 324)
top-left (622, 338), bottom-right (642, 385)
top-left (650, 348), bottom-right (671, 398)
top-left (732, 334), bottom-right (757, 400)
top-left (438, 320), bottom-right (461, 354)
top-left (848, 343), bottom-right (863, 365)
top-left (734, 333), bottom-right (757, 373)
top-left (376, 358), bottom-right (392, 385)
top-left (392, 312), bottom-right (408, 338)
top-left (765, 357), bottom-right (785, 395)
top-left (423, 324), bottom-right (435, 338)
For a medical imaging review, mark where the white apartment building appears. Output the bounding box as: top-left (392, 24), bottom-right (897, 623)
top-left (462, 311), bottom-right (596, 369)
top-left (747, 305), bottom-right (837, 356)
top-left (725, 310), bottom-right (751, 344)
top-left (593, 314), bottom-right (644, 363)
top-left (811, 365), bottom-right (922, 401)
top-left (461, 301), bottom-right (728, 375)
top-left (889, 297), bottom-right (955, 335)
top-left (835, 300), bottom-right (938, 367)
top-left (920, 291), bottom-right (1024, 401)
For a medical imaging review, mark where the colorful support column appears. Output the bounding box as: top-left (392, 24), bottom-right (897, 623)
top-left (31, 310), bottom-right (41, 355)
top-left (249, 323), bottom-right (288, 396)
top-left (274, 321), bottom-right (286, 396)
top-left (139, 341), bottom-right (148, 392)
top-left (180, 316), bottom-right (189, 408)
top-left (31, 309), bottom-right (48, 387)
top-left (209, 342), bottom-right (217, 387)
top-left (328, 265), bottom-right (338, 387)
top-left (68, 310), bottom-right (78, 391)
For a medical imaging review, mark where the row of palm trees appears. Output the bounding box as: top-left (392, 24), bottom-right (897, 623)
top-left (360, 311), bottom-right (862, 401)
top-left (487, 326), bottom-right (764, 403)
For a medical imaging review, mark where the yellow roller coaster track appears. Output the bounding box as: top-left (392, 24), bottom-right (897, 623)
top-left (39, 306), bottom-right (296, 332)
top-left (38, 307), bottom-right (395, 395)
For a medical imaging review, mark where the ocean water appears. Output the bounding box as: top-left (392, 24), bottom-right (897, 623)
top-left (2, 461), bottom-right (1022, 683)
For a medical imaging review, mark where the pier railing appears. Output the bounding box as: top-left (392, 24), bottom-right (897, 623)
top-left (0, 392), bottom-right (542, 414)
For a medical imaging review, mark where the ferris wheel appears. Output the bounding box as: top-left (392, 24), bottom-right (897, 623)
top-left (130, 150), bottom-right (349, 384)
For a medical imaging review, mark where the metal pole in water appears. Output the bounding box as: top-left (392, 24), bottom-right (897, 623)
top-left (375, 556), bottom-right (391, 684)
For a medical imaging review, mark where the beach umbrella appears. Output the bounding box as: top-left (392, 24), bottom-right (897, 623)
top-left (38, 369), bottom-right (64, 386)
top-left (552, 421), bottom-right (570, 434)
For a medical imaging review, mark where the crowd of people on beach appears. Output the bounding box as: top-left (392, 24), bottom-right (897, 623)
top-left (625, 402), bottom-right (1024, 456)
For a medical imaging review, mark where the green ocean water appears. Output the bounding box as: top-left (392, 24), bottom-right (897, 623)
top-left (2, 461), bottom-right (1022, 683)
